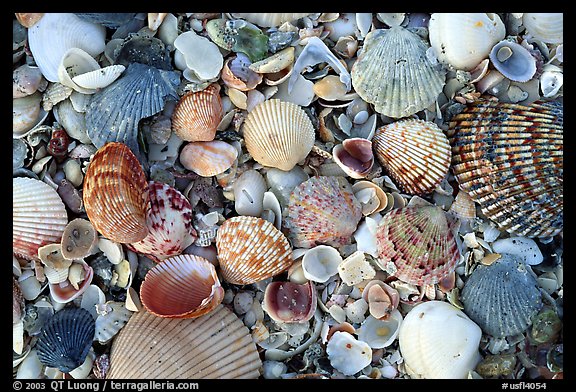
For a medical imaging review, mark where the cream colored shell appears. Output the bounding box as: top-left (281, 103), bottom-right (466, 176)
top-left (522, 13), bottom-right (563, 44)
top-left (230, 13), bottom-right (312, 27)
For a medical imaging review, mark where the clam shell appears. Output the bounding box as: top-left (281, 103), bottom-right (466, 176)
top-left (243, 99), bottom-right (315, 171)
top-left (13, 64), bottom-right (45, 99)
top-left (230, 13), bottom-right (312, 27)
top-left (522, 13), bottom-right (563, 44)
top-left (174, 31), bottom-right (224, 81)
top-left (332, 138), bottom-right (374, 179)
top-left (53, 99), bottom-right (91, 144)
top-left (351, 26), bottom-right (446, 118)
top-left (216, 216), bottom-right (293, 285)
top-left (262, 281), bottom-right (317, 323)
top-left (375, 205), bottom-right (460, 286)
top-left (449, 99), bottom-right (563, 238)
top-left (49, 261), bottom-right (94, 304)
top-left (398, 301), bottom-right (482, 379)
top-left (284, 176), bottom-right (363, 248)
top-left (234, 169), bottom-right (267, 217)
top-left (179, 140), bottom-right (238, 177)
top-left (372, 119), bottom-right (452, 195)
top-left (35, 307), bottom-right (95, 373)
top-left (13, 177), bottom-right (68, 261)
top-left (108, 305), bottom-right (262, 378)
top-left (221, 53), bottom-right (263, 91)
top-left (358, 310), bottom-right (403, 349)
top-left (461, 253), bottom-right (542, 337)
top-left (301, 245), bottom-right (342, 283)
top-left (171, 84), bottom-right (223, 142)
top-left (82, 142), bottom-right (150, 244)
top-left (13, 92), bottom-right (47, 138)
top-left (489, 40), bottom-right (537, 83)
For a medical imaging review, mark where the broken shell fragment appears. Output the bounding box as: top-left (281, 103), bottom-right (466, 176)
top-left (337, 251), bottom-right (376, 286)
top-left (61, 218), bottom-right (98, 260)
top-left (230, 13), bottom-right (312, 28)
top-left (222, 53), bottom-right (263, 91)
top-left (326, 331), bottom-right (372, 376)
top-left (49, 260), bottom-right (94, 303)
top-left (233, 170), bottom-right (267, 217)
top-left (361, 280), bottom-right (400, 320)
top-left (172, 84), bottom-right (224, 142)
top-left (352, 181), bottom-right (389, 216)
top-left (262, 281), bottom-right (317, 323)
top-left (174, 30), bottom-right (223, 82)
top-left (301, 245), bottom-right (342, 283)
top-left (13, 277), bottom-right (25, 324)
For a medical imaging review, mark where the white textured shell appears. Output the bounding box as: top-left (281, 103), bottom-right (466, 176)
top-left (179, 141), bottom-right (238, 177)
top-left (57, 48), bottom-right (101, 94)
top-left (522, 13), bottom-right (563, 44)
top-left (326, 331), bottom-right (372, 376)
top-left (72, 64), bottom-right (126, 90)
top-left (95, 301), bottom-right (133, 344)
top-left (233, 170), bottom-right (267, 217)
top-left (230, 13), bottom-right (312, 27)
top-left (398, 301), bottom-right (482, 379)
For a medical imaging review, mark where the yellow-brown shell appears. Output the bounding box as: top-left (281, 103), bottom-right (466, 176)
top-left (171, 84), bottom-right (223, 142)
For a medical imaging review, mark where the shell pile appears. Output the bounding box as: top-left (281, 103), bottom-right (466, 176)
top-left (13, 13), bottom-right (563, 381)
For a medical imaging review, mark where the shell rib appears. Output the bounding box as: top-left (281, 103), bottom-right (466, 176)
top-left (171, 84), bottom-right (223, 142)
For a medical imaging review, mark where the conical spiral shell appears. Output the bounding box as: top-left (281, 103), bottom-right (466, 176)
top-left (107, 305), bottom-right (262, 379)
top-left (13, 177), bottom-right (68, 261)
top-left (83, 142), bottom-right (149, 243)
top-left (243, 99), bottom-right (315, 171)
top-left (449, 100), bottom-right (563, 238)
top-left (351, 26), bottom-right (446, 118)
top-left (375, 205), bottom-right (460, 286)
top-left (216, 216), bottom-right (293, 285)
top-left (171, 84), bottom-right (223, 142)
top-left (372, 119), bottom-right (452, 195)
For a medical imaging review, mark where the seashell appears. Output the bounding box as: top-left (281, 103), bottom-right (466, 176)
top-left (206, 19), bottom-right (268, 63)
top-left (127, 182), bottom-right (196, 262)
top-left (42, 82), bottom-right (73, 111)
top-left (216, 216), bottom-right (293, 285)
top-left (233, 170), bottom-right (267, 217)
top-left (540, 65), bottom-right (563, 98)
top-left (284, 176), bottom-right (363, 248)
top-left (313, 75), bottom-right (350, 101)
top-left (372, 119), bottom-right (452, 195)
top-left (262, 281), bottom-right (317, 323)
top-left (73, 13), bottom-right (136, 28)
top-left (358, 310), bottom-right (403, 349)
top-left (449, 99), bottom-right (563, 238)
top-left (80, 284), bottom-right (106, 319)
top-left (108, 305), bottom-right (262, 378)
top-left (449, 191), bottom-right (476, 221)
top-left (326, 331), bottom-right (372, 376)
top-left (113, 33), bottom-right (172, 70)
top-left (489, 40), bottom-right (537, 83)
top-left (27, 13), bottom-right (106, 82)
top-left (351, 26), bottom-right (445, 118)
top-left (13, 277), bottom-right (24, 324)
top-left (332, 138), bottom-right (374, 179)
top-left (61, 218), bottom-right (98, 260)
top-left (460, 253), bottom-right (543, 337)
top-left (13, 64), bottom-right (46, 99)
top-left (230, 13), bottom-right (312, 27)
top-left (361, 280), bottom-right (400, 320)
top-left (352, 181), bottom-right (389, 216)
top-left (13, 92), bottom-right (48, 138)
top-left (377, 13), bottom-right (405, 27)
top-left (49, 261), bottom-right (94, 303)
top-left (398, 300), bottom-right (482, 379)
top-left (13, 177), bottom-right (68, 261)
top-left (82, 142), bottom-right (150, 243)
top-left (221, 53), bottom-right (263, 92)
top-left (173, 31), bottom-right (223, 82)
top-left (148, 13), bottom-right (167, 31)
top-left (15, 13), bottom-right (44, 28)
top-left (18, 270), bottom-right (44, 301)
top-left (249, 47), bottom-right (294, 74)
top-left (301, 245), bottom-right (342, 283)
top-left (57, 48), bottom-right (101, 94)
top-left (375, 205), bottom-right (460, 286)
top-left (522, 13), bottom-right (563, 44)
top-left (337, 251), bottom-right (376, 286)
top-left (243, 99), bottom-right (315, 171)
top-left (179, 140), bottom-right (238, 177)
top-left (491, 237), bottom-right (543, 265)
top-left (94, 301), bottom-right (133, 344)
top-left (171, 84), bottom-right (223, 142)
top-left (71, 64), bottom-right (126, 91)
top-left (53, 100), bottom-right (91, 144)
top-left (140, 254), bottom-right (223, 319)
top-left (36, 307), bottom-right (95, 373)
top-left (262, 191), bottom-right (283, 230)
top-left (428, 13), bottom-right (506, 71)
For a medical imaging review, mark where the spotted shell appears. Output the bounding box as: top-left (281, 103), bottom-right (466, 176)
top-left (449, 99), bottom-right (563, 238)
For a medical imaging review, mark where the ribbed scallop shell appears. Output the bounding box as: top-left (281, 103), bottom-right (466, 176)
top-left (351, 26), bottom-right (446, 118)
top-left (284, 176), bottom-right (363, 248)
top-left (460, 253), bottom-right (543, 337)
top-left (171, 84), bottom-right (223, 142)
top-left (179, 140), bottom-right (238, 177)
top-left (243, 99), bottom-right (315, 171)
top-left (373, 119), bottom-right (452, 195)
top-left (107, 305), bottom-right (261, 378)
top-left (140, 254), bottom-right (224, 318)
top-left (127, 181), bottom-right (196, 262)
top-left (83, 142), bottom-right (150, 243)
top-left (375, 205), bottom-right (460, 286)
top-left (13, 177), bottom-right (68, 261)
top-left (522, 13), bottom-right (563, 44)
top-left (230, 13), bottom-right (312, 27)
top-left (449, 191), bottom-right (476, 220)
top-left (35, 307), bottom-right (95, 373)
top-left (216, 216), bottom-right (293, 285)
top-left (449, 99), bottom-right (563, 238)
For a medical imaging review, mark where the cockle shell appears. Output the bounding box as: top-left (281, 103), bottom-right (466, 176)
top-left (13, 177), bottom-right (68, 261)
top-left (522, 13), bottom-right (563, 44)
top-left (460, 253), bottom-right (542, 338)
top-left (15, 13), bottom-right (44, 28)
top-left (351, 26), bottom-right (446, 118)
top-left (230, 13), bottom-right (312, 27)
top-left (57, 48), bottom-right (101, 94)
top-left (398, 301), bottom-right (482, 379)
top-left (243, 99), bottom-right (315, 171)
top-left (82, 142), bottom-right (150, 244)
top-left (140, 254), bottom-right (224, 319)
top-left (372, 119), bottom-right (452, 195)
top-left (375, 205), bottom-right (460, 286)
top-left (108, 305), bottom-right (262, 378)
top-left (262, 281), bottom-right (317, 323)
top-left (179, 140), bottom-right (238, 177)
top-left (216, 216), bottom-right (293, 285)
top-left (489, 40), bottom-right (537, 83)
top-left (449, 99), bottom-right (563, 238)
top-left (284, 176), bottom-right (363, 248)
top-left (171, 84), bottom-right (223, 142)
top-left (448, 191), bottom-right (476, 221)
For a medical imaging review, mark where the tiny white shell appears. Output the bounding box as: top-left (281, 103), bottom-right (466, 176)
top-left (301, 245), bottom-right (342, 283)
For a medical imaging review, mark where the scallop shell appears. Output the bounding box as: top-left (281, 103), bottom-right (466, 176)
top-left (375, 205), bottom-right (460, 286)
top-left (372, 119), bottom-right (452, 195)
top-left (242, 99), bottom-right (315, 171)
top-left (127, 181), bottom-right (196, 262)
top-left (522, 13), bottom-right (563, 44)
top-left (13, 177), bottom-right (68, 261)
top-left (284, 176), bottom-right (363, 248)
top-left (179, 140), bottom-right (238, 177)
top-left (216, 216), bottom-right (293, 285)
top-left (460, 253), bottom-right (542, 338)
top-left (107, 305), bottom-right (262, 378)
top-left (230, 13), bottom-right (312, 27)
top-left (35, 307), bottom-right (95, 373)
top-left (140, 254), bottom-right (224, 319)
top-left (82, 142), bottom-right (150, 244)
top-left (171, 84), bottom-right (223, 142)
top-left (398, 301), bottom-right (482, 379)
top-left (351, 26), bottom-right (446, 118)
top-left (449, 99), bottom-right (563, 238)
top-left (428, 13), bottom-right (506, 71)
top-left (489, 40), bottom-right (537, 83)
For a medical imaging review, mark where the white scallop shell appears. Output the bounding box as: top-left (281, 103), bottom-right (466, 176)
top-left (234, 170), bottom-right (267, 217)
top-left (522, 13), bottom-right (563, 44)
top-left (301, 245), bottom-right (343, 283)
top-left (230, 13), bottom-right (312, 27)
top-left (57, 48), bottom-right (101, 94)
top-left (489, 40), bottom-right (537, 83)
top-left (72, 64), bottom-right (126, 90)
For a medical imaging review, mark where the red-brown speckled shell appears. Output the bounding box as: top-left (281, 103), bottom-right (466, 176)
top-left (262, 280), bottom-right (317, 323)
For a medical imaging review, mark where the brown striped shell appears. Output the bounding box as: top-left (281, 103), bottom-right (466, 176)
top-left (375, 205), bottom-right (460, 286)
top-left (449, 100), bottom-right (563, 238)
top-left (171, 83), bottom-right (223, 142)
top-left (83, 142), bottom-right (149, 243)
top-left (216, 216), bottom-right (293, 285)
top-left (372, 119), bottom-right (452, 195)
